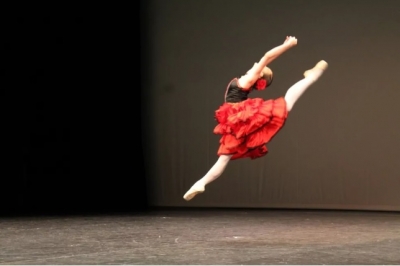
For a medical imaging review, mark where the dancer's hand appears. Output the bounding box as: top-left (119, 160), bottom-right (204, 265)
top-left (284, 36), bottom-right (297, 47)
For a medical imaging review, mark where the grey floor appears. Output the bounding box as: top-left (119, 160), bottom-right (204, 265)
top-left (1, 208), bottom-right (400, 265)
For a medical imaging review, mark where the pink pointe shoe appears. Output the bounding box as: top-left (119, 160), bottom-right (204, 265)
top-left (303, 60), bottom-right (328, 79)
top-left (183, 183), bottom-right (205, 201)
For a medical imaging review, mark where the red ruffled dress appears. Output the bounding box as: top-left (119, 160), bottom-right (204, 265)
top-left (213, 78), bottom-right (288, 160)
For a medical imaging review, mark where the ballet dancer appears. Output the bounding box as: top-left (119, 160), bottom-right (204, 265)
top-left (183, 36), bottom-right (328, 201)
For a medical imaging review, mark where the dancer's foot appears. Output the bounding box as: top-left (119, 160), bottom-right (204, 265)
top-left (303, 60), bottom-right (328, 80)
top-left (183, 183), bottom-right (205, 201)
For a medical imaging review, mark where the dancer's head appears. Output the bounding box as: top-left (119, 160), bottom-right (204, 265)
top-left (261, 66), bottom-right (273, 86)
top-left (251, 66), bottom-right (273, 90)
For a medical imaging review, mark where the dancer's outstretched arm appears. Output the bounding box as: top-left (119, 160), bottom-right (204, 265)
top-left (238, 36), bottom-right (298, 89)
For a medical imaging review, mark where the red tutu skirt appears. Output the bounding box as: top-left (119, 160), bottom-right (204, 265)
top-left (213, 97), bottom-right (288, 160)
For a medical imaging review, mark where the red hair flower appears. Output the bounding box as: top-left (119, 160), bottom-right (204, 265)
top-left (255, 79), bottom-right (267, 90)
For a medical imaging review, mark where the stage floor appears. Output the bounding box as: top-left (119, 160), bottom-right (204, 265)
top-left (1, 208), bottom-right (400, 264)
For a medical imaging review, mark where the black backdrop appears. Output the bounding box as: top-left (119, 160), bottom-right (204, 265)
top-left (2, 13), bottom-right (148, 216)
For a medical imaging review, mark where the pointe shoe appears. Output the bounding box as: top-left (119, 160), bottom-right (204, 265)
top-left (183, 184), bottom-right (205, 201)
top-left (303, 60), bottom-right (328, 78)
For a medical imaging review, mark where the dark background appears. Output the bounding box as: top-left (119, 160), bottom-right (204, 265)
top-left (141, 0), bottom-right (400, 210)
top-left (2, 14), bottom-right (147, 215)
top-left (3, 0), bottom-right (400, 216)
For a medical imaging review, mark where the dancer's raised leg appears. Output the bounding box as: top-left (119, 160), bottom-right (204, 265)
top-left (183, 154), bottom-right (232, 201)
top-left (284, 60), bottom-right (328, 112)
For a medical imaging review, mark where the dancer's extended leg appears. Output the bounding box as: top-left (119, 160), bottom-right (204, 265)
top-left (183, 154), bottom-right (232, 201)
top-left (284, 60), bottom-right (328, 112)
top-left (183, 61), bottom-right (328, 201)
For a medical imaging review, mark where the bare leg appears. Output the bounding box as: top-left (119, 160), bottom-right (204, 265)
top-left (284, 60), bottom-right (328, 112)
top-left (183, 154), bottom-right (232, 201)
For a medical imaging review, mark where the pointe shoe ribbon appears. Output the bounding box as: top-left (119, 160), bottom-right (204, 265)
top-left (183, 184), bottom-right (205, 201)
